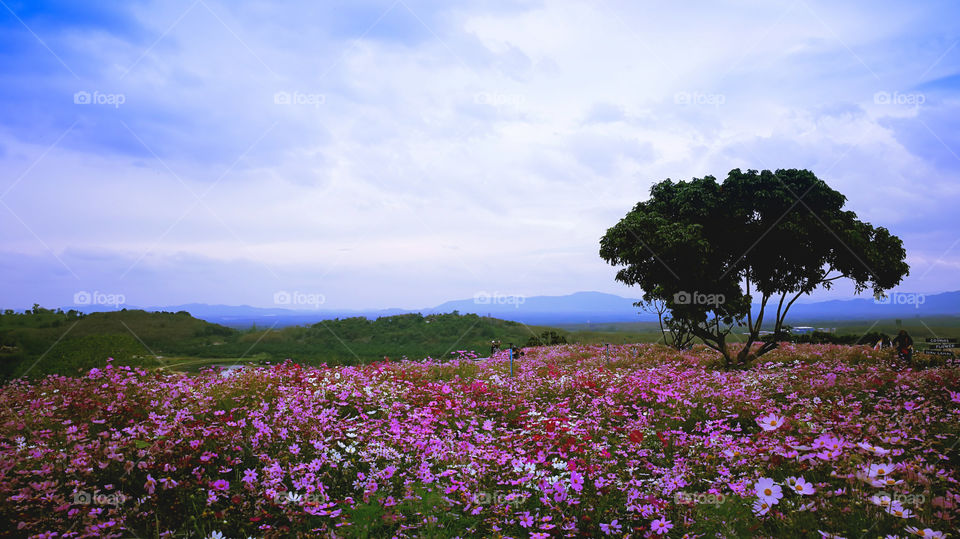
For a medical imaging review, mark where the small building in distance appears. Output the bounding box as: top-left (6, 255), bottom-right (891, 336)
top-left (791, 326), bottom-right (815, 335)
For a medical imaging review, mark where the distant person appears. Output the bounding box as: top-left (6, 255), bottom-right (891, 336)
top-left (892, 330), bottom-right (913, 365)
top-left (510, 344), bottom-right (524, 359)
top-left (490, 340), bottom-right (501, 355)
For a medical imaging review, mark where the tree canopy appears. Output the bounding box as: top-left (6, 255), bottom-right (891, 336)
top-left (600, 168), bottom-right (909, 367)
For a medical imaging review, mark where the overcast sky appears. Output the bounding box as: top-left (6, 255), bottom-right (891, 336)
top-left (1, 0), bottom-right (958, 310)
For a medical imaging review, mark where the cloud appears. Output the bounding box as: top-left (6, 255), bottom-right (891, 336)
top-left (0, 0), bottom-right (958, 309)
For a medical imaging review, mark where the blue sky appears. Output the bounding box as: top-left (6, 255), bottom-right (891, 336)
top-left (1, 0), bottom-right (958, 310)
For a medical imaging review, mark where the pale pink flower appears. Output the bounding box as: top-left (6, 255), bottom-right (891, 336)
top-left (757, 413), bottom-right (785, 431)
top-left (755, 477), bottom-right (783, 505)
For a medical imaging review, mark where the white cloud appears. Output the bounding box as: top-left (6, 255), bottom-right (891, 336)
top-left (1, 0), bottom-right (958, 309)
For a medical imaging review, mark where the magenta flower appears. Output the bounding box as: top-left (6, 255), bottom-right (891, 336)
top-left (650, 518), bottom-right (672, 535)
top-left (209, 479), bottom-right (229, 491)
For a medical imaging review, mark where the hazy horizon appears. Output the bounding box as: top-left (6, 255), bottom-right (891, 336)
top-left (2, 1), bottom-right (959, 310)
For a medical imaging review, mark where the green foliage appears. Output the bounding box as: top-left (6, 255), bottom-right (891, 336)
top-left (13, 334), bottom-right (156, 378)
top-left (600, 168), bottom-right (909, 368)
top-left (346, 487), bottom-right (483, 538)
top-left (0, 309), bottom-right (235, 380)
top-left (525, 330), bottom-right (567, 347)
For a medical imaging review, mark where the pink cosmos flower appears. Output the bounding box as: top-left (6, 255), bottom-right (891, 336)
top-left (209, 479), bottom-right (229, 491)
top-left (757, 413), bottom-right (784, 431)
top-left (144, 474), bottom-right (156, 495)
top-left (599, 520), bottom-right (621, 535)
top-left (242, 468), bottom-right (258, 484)
top-left (650, 518), bottom-right (672, 535)
top-left (812, 434), bottom-right (844, 451)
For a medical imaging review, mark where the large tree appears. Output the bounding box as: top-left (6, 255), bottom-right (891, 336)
top-left (600, 169), bottom-right (909, 368)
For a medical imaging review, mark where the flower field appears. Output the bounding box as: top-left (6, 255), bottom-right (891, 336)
top-left (1, 343), bottom-right (958, 538)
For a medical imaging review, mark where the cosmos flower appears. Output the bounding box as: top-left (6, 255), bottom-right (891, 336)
top-left (904, 526), bottom-right (945, 538)
top-left (870, 494), bottom-right (894, 508)
top-left (886, 505), bottom-right (914, 518)
top-left (0, 343), bottom-right (953, 537)
top-left (752, 499), bottom-right (772, 515)
top-left (756, 413), bottom-right (785, 431)
top-left (868, 463), bottom-right (895, 478)
top-left (755, 477), bottom-right (784, 505)
top-left (599, 520), bottom-right (622, 534)
top-left (786, 476), bottom-right (815, 495)
top-left (209, 479), bottom-right (229, 491)
top-left (650, 518), bottom-right (672, 535)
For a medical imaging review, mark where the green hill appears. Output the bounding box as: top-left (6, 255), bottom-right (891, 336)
top-left (0, 307), bottom-right (234, 379)
top-left (0, 308), bottom-right (560, 379)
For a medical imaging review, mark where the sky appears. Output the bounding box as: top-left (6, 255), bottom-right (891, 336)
top-left (0, 0), bottom-right (958, 311)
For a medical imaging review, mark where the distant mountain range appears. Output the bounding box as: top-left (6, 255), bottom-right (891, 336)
top-left (65, 290), bottom-right (960, 328)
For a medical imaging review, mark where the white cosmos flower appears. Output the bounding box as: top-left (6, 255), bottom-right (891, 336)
top-left (868, 463), bottom-right (895, 478)
top-left (755, 477), bottom-right (783, 505)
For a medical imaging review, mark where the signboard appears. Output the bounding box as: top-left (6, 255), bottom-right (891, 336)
top-left (926, 338), bottom-right (957, 343)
